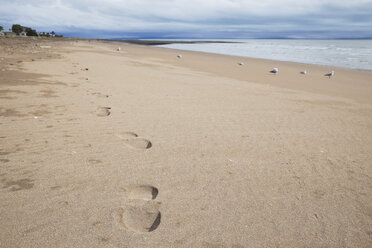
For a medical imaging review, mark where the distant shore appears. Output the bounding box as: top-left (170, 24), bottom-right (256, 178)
top-left (106, 39), bottom-right (239, 46)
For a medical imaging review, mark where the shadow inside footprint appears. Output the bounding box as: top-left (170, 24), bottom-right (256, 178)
top-left (148, 212), bottom-right (161, 232)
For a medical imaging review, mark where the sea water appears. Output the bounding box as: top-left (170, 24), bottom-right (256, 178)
top-left (157, 39), bottom-right (372, 70)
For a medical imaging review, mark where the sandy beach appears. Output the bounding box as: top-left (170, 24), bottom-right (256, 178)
top-left (1, 37), bottom-right (371, 247)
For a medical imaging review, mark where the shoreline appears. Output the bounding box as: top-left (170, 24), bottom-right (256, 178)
top-left (121, 42), bottom-right (372, 104)
top-left (158, 45), bottom-right (372, 72)
top-left (155, 44), bottom-right (372, 71)
top-left (104, 38), bottom-right (372, 72)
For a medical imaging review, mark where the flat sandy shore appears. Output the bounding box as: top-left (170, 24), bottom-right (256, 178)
top-left (1, 37), bottom-right (371, 248)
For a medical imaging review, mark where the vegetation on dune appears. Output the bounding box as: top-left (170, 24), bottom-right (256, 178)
top-left (25, 27), bottom-right (38, 36)
top-left (0, 24), bottom-right (63, 37)
top-left (11, 24), bottom-right (23, 34)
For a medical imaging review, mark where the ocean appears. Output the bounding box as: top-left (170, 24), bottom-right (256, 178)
top-left (157, 39), bottom-right (372, 71)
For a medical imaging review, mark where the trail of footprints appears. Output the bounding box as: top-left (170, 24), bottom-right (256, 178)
top-left (92, 101), bottom-right (152, 149)
top-left (91, 91), bottom-right (157, 232)
top-left (115, 185), bottom-right (161, 233)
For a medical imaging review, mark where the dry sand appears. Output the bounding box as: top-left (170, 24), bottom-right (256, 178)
top-left (0, 37), bottom-right (371, 248)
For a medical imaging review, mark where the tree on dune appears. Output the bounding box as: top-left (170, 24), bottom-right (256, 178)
top-left (0, 26), bottom-right (3, 31)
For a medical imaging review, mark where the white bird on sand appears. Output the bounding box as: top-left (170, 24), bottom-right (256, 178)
top-left (238, 62), bottom-right (244, 66)
top-left (117, 47), bottom-right (121, 51)
top-left (270, 68), bottom-right (278, 74)
top-left (324, 70), bottom-right (334, 78)
top-left (177, 54), bottom-right (182, 58)
top-left (301, 70), bottom-right (307, 75)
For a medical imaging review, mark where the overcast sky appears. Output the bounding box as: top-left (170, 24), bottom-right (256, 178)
top-left (1, 0), bottom-right (371, 39)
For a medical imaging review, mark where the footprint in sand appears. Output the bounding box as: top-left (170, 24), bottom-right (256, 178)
top-left (126, 185), bottom-right (159, 200)
top-left (115, 185), bottom-right (161, 233)
top-left (95, 107), bottom-right (111, 117)
top-left (118, 201), bottom-right (161, 233)
top-left (124, 138), bottom-right (152, 149)
top-left (117, 132), bottom-right (152, 150)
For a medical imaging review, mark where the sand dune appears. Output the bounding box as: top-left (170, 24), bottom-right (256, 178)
top-left (0, 37), bottom-right (371, 248)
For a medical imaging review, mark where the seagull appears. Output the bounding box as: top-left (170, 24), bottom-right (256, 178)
top-left (270, 68), bottom-right (278, 74)
top-left (117, 47), bottom-right (121, 51)
top-left (300, 70), bottom-right (307, 75)
top-left (238, 62), bottom-right (244, 66)
top-left (324, 70), bottom-right (334, 79)
top-left (177, 54), bottom-right (182, 58)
